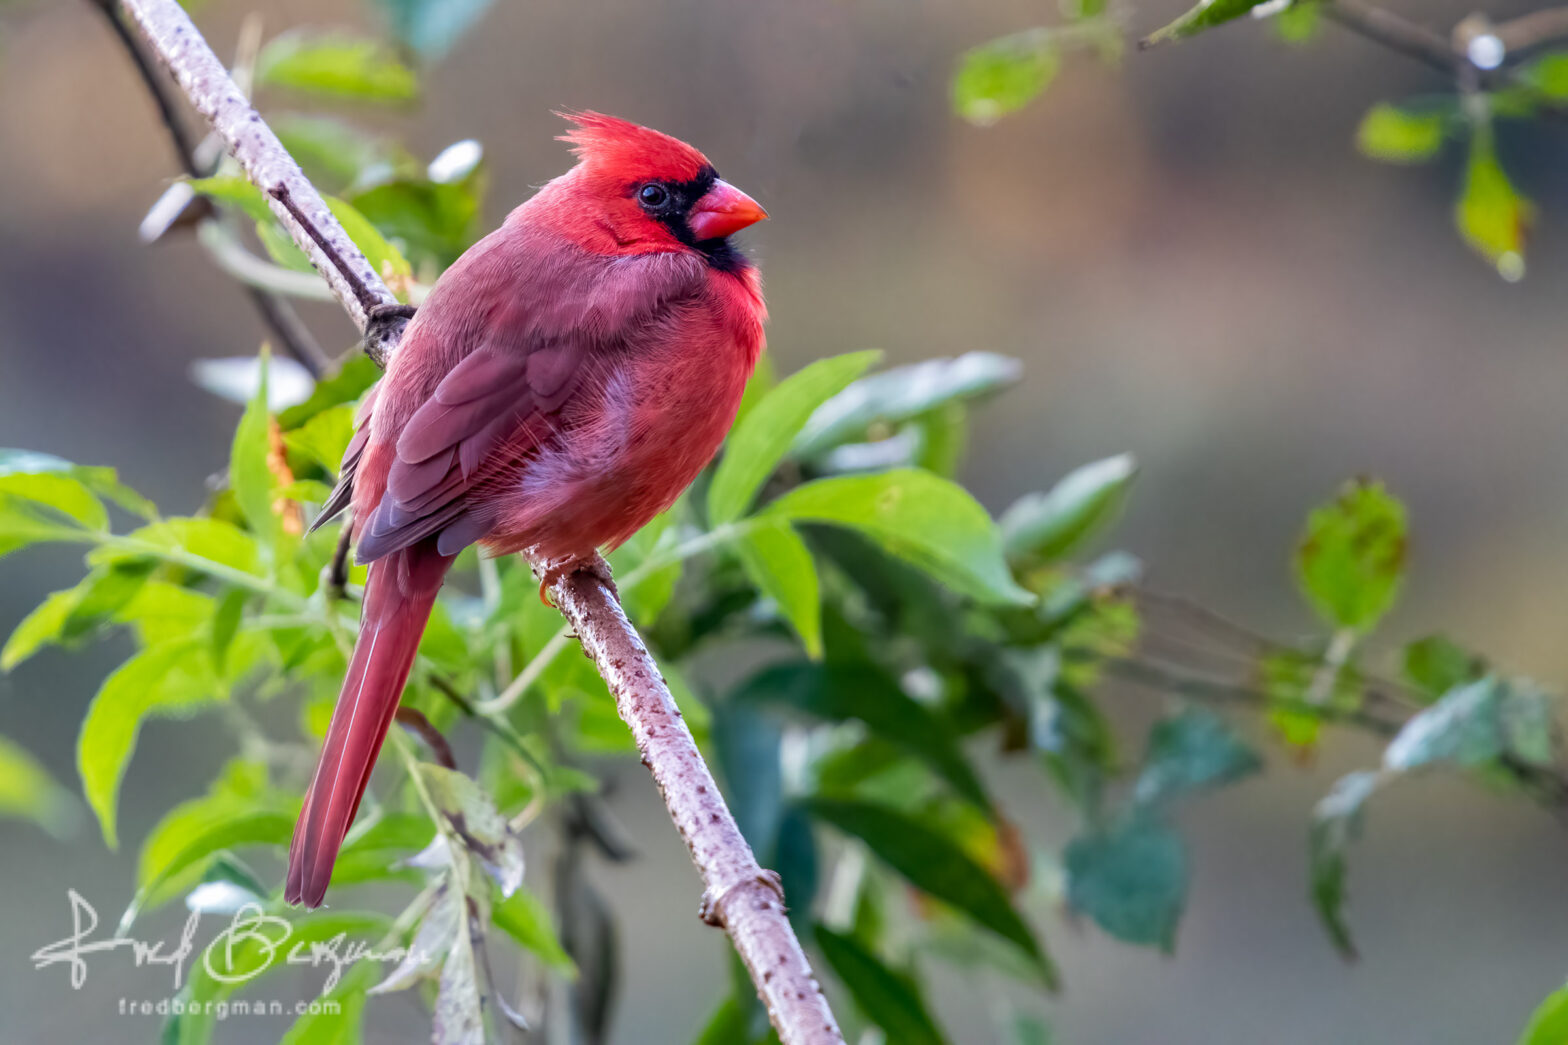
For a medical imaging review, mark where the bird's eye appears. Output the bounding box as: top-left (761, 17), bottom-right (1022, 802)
top-left (638, 183), bottom-right (670, 208)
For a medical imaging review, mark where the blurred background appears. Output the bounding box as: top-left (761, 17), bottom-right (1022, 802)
top-left (4, 0), bottom-right (1568, 1041)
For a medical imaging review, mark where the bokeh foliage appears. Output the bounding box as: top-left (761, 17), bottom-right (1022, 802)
top-left (2, 0), bottom-right (1568, 1042)
top-left (954, 0), bottom-right (1565, 281)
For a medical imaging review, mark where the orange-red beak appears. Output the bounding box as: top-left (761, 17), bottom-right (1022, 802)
top-left (687, 179), bottom-right (767, 242)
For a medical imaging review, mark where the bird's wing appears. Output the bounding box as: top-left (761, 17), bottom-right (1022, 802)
top-left (319, 242), bottom-right (706, 563)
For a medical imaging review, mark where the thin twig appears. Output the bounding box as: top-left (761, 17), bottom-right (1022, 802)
top-left (241, 284), bottom-right (332, 375)
top-left (396, 706), bottom-right (457, 770)
top-left (325, 522), bottom-right (352, 600)
top-left (89, 0), bottom-right (330, 375)
top-left (1493, 6), bottom-right (1568, 58)
top-left (1321, 0), bottom-right (1460, 77)
top-left (116, 2), bottom-right (843, 1039)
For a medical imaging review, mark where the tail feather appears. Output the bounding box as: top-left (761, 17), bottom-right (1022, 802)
top-left (286, 541), bottom-right (452, 907)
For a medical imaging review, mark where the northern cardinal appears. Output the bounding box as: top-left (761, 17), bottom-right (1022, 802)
top-left (285, 113), bottom-right (767, 907)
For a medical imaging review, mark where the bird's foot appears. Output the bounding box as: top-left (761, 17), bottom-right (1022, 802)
top-left (364, 302), bottom-right (418, 346)
top-left (534, 552), bottom-right (619, 606)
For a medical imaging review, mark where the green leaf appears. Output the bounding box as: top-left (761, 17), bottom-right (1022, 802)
top-left (1309, 769), bottom-right (1380, 958)
top-left (806, 798), bottom-right (1055, 985)
top-left (793, 353), bottom-right (1020, 459)
top-left (1456, 126), bottom-right (1532, 280)
top-left (954, 30), bottom-right (1060, 126)
top-left (1133, 708), bottom-right (1261, 806)
top-left (373, 0), bottom-right (496, 59)
top-left (279, 962), bottom-right (377, 1045)
top-left (733, 522), bottom-right (823, 657)
top-left (418, 763), bottom-right (525, 895)
top-left (2, 563), bottom-right (156, 670)
top-left (173, 911), bottom-right (391, 1045)
top-left (1011, 1014), bottom-right (1055, 1045)
top-left (1356, 101), bottom-right (1449, 164)
top-left (738, 662), bottom-right (989, 810)
top-left (492, 885), bottom-right (576, 973)
top-left (606, 508), bottom-right (682, 625)
top-left (0, 472), bottom-right (107, 531)
top-left (372, 879), bottom-right (461, 995)
top-left (0, 449), bottom-right (153, 519)
top-left (352, 175), bottom-right (483, 269)
top-left (104, 517), bottom-right (264, 577)
top-left (327, 196), bottom-right (412, 288)
top-left (256, 31), bottom-right (418, 103)
top-left (185, 175), bottom-right (274, 222)
top-left (814, 925), bottom-right (948, 1045)
top-left (1518, 52), bottom-right (1568, 100)
top-left (434, 897), bottom-right (484, 1044)
top-left (708, 350), bottom-right (880, 524)
top-left (1273, 1), bottom-right (1321, 42)
top-left (230, 350), bottom-right (280, 547)
top-left (77, 640), bottom-right (219, 849)
top-left (1064, 812), bottom-right (1187, 951)
top-left (1143, 0), bottom-right (1272, 47)
top-left (285, 405), bottom-right (356, 473)
top-left (274, 114), bottom-right (411, 194)
top-left (1294, 479), bottom-right (1406, 632)
top-left (694, 997), bottom-right (754, 1045)
top-left (1000, 454), bottom-right (1136, 563)
top-left (765, 470), bottom-right (1032, 606)
top-left (2, 589), bottom-right (82, 671)
top-left (279, 354), bottom-right (381, 429)
top-left (128, 807), bottom-right (294, 925)
top-left (1383, 677), bottom-right (1502, 771)
top-left (1402, 634), bottom-right (1482, 701)
top-left (0, 732), bottom-right (78, 836)
top-left (713, 701), bottom-right (784, 856)
top-left (0, 497), bottom-right (86, 558)
top-left (1517, 983), bottom-right (1568, 1045)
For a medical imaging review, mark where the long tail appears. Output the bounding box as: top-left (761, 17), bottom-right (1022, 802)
top-left (286, 541), bottom-right (453, 907)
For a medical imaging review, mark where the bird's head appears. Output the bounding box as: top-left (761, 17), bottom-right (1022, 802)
top-left (552, 111), bottom-right (767, 265)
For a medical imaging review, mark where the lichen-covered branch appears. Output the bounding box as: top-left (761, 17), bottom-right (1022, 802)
top-left (115, 0), bottom-right (844, 1040)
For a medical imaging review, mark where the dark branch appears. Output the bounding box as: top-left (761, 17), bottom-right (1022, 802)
top-left (88, 0), bottom-right (200, 174)
top-left (92, 0), bottom-right (330, 376)
top-left (1321, 0), bottom-right (1460, 78)
top-left (395, 706), bottom-right (457, 770)
top-left (1494, 6), bottom-right (1568, 58)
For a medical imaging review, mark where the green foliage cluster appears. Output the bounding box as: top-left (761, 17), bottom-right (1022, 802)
top-left (953, 0), bottom-right (1564, 281)
top-left (5, 352), bottom-right (1563, 1041)
top-left (2, 0), bottom-right (1566, 1042)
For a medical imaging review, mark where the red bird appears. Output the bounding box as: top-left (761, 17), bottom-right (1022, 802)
top-left (285, 113), bottom-right (767, 907)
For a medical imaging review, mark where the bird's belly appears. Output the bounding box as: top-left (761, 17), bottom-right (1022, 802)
top-left (484, 351), bottom-right (748, 561)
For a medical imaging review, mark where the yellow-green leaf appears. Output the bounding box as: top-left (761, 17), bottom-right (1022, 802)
top-left (1356, 102), bottom-right (1448, 164)
top-left (733, 521), bottom-right (823, 657)
top-left (954, 30), bottom-right (1060, 126)
top-left (1455, 128), bottom-right (1533, 280)
top-left (78, 640), bottom-right (220, 849)
top-left (256, 31), bottom-right (418, 103)
top-left (764, 470), bottom-right (1033, 606)
top-left (0, 733), bottom-right (79, 836)
top-left (708, 350), bottom-right (880, 524)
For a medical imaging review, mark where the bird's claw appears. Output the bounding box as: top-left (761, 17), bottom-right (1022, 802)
top-left (364, 302), bottom-right (418, 346)
top-left (533, 553), bottom-right (619, 606)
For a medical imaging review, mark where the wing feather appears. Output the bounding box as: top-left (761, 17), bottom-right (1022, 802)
top-left (340, 240), bottom-right (708, 565)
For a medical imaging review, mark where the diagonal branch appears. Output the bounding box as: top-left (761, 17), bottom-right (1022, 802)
top-left (115, 0), bottom-right (844, 1041)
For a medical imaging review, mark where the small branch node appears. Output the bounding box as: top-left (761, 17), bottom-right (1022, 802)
top-left (700, 870), bottom-right (787, 928)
